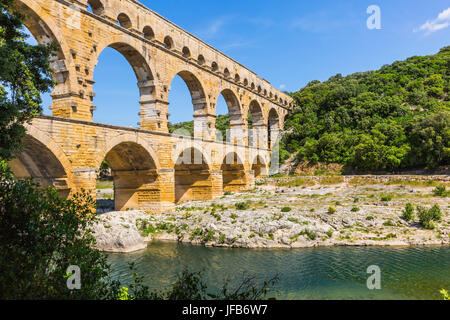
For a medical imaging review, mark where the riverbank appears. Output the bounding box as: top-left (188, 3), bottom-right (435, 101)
top-left (92, 176), bottom-right (449, 253)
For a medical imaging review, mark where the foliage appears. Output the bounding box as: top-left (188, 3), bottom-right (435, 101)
top-left (417, 204), bottom-right (442, 230)
top-left (281, 206), bottom-right (292, 212)
top-left (441, 289), bottom-right (449, 300)
top-left (328, 206), bottom-right (336, 214)
top-left (0, 0), bottom-right (56, 160)
top-left (235, 201), bottom-right (250, 210)
top-left (401, 203), bottom-right (415, 221)
top-left (282, 47), bottom-right (450, 171)
top-left (432, 185), bottom-right (449, 197)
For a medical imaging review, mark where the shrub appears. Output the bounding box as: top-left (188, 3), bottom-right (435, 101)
top-left (417, 205), bottom-right (442, 230)
top-left (401, 203), bottom-right (415, 221)
top-left (300, 229), bottom-right (317, 241)
top-left (328, 206), bottom-right (336, 214)
top-left (326, 230), bottom-right (334, 238)
top-left (366, 216), bottom-right (374, 221)
top-left (235, 202), bottom-right (250, 210)
top-left (281, 207), bottom-right (292, 213)
top-left (432, 185), bottom-right (449, 197)
top-left (351, 206), bottom-right (360, 212)
top-left (381, 194), bottom-right (393, 202)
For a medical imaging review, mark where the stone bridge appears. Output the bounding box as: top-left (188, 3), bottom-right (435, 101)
top-left (11, 0), bottom-right (293, 213)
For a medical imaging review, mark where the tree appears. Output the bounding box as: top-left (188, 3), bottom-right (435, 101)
top-left (0, 0), bottom-right (55, 161)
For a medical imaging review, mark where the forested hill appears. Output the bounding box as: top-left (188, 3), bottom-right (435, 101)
top-left (281, 46), bottom-right (450, 172)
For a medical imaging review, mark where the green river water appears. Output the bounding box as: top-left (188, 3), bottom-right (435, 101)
top-left (107, 242), bottom-right (450, 300)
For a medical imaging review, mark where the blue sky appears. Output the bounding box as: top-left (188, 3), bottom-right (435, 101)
top-left (33, 0), bottom-right (450, 127)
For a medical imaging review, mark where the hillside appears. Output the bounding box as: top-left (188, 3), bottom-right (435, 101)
top-left (281, 46), bottom-right (450, 172)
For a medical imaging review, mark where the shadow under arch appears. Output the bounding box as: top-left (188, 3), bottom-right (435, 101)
top-left (9, 133), bottom-right (72, 198)
top-left (174, 147), bottom-right (212, 204)
top-left (221, 152), bottom-right (247, 192)
top-left (101, 140), bottom-right (160, 211)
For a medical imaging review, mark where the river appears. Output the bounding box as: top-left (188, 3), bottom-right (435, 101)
top-left (107, 242), bottom-right (450, 300)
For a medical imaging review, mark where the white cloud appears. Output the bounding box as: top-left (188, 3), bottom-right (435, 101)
top-left (415, 8), bottom-right (450, 35)
top-left (280, 84), bottom-right (287, 90)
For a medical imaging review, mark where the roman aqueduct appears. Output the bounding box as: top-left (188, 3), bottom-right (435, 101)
top-left (10, 0), bottom-right (293, 213)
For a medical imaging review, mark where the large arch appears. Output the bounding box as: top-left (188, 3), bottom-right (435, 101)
top-left (248, 100), bottom-right (266, 148)
top-left (8, 128), bottom-right (72, 198)
top-left (168, 70), bottom-right (209, 138)
top-left (268, 108), bottom-right (280, 149)
top-left (92, 41), bottom-right (155, 127)
top-left (174, 147), bottom-right (212, 203)
top-left (221, 152), bottom-right (247, 192)
top-left (216, 89), bottom-right (244, 144)
top-left (100, 139), bottom-right (160, 211)
top-left (15, 0), bottom-right (71, 100)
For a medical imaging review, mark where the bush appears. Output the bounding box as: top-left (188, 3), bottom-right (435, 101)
top-left (432, 185), bottom-right (449, 197)
top-left (417, 205), bottom-right (442, 230)
top-left (351, 206), bottom-right (360, 212)
top-left (401, 203), bottom-right (415, 221)
top-left (381, 194), bottom-right (393, 202)
top-left (235, 202), bottom-right (250, 210)
top-left (281, 207), bottom-right (292, 213)
top-left (328, 206), bottom-right (336, 214)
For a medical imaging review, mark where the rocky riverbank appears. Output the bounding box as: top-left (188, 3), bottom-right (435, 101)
top-left (92, 176), bottom-right (450, 253)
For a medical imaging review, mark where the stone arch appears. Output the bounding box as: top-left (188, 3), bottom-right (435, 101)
top-left (164, 36), bottom-right (174, 50)
top-left (168, 69), bottom-right (208, 138)
top-left (9, 125), bottom-right (73, 198)
top-left (243, 78), bottom-right (249, 87)
top-left (223, 68), bottom-right (231, 78)
top-left (221, 152), bottom-right (247, 192)
top-left (216, 89), bottom-right (245, 144)
top-left (117, 13), bottom-right (132, 29)
top-left (100, 137), bottom-right (160, 211)
top-left (87, 0), bottom-right (105, 15)
top-left (211, 61), bottom-right (219, 72)
top-left (93, 41), bottom-right (155, 128)
top-left (248, 100), bottom-right (266, 148)
top-left (234, 74), bottom-right (240, 83)
top-left (182, 46), bottom-right (191, 58)
top-left (251, 155), bottom-right (268, 178)
top-left (143, 25), bottom-right (155, 40)
top-left (174, 147), bottom-right (213, 203)
top-left (15, 0), bottom-right (71, 101)
top-left (268, 108), bottom-right (280, 149)
top-left (197, 54), bottom-right (205, 66)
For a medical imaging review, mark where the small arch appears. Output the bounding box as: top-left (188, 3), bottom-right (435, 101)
top-left (234, 74), bottom-right (240, 83)
top-left (117, 13), bottom-right (132, 29)
top-left (143, 26), bottom-right (155, 40)
top-left (182, 46), bottom-right (191, 58)
top-left (174, 148), bottom-right (212, 203)
top-left (243, 78), bottom-right (249, 86)
top-left (257, 86), bottom-right (262, 93)
top-left (87, 0), bottom-right (105, 15)
top-left (223, 68), bottom-right (231, 78)
top-left (269, 92), bottom-right (273, 99)
top-left (211, 61), bottom-right (219, 72)
top-left (221, 153), bottom-right (247, 192)
top-left (251, 82), bottom-right (255, 90)
top-left (263, 89), bottom-right (267, 96)
top-left (164, 36), bottom-right (174, 50)
top-left (197, 54), bottom-right (205, 65)
top-left (252, 155), bottom-right (268, 178)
